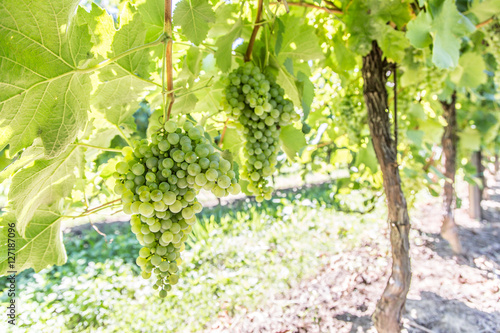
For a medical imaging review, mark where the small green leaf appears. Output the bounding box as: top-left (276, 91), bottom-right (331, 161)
top-left (375, 25), bottom-right (410, 63)
top-left (407, 11), bottom-right (433, 48)
top-left (221, 127), bottom-right (244, 154)
top-left (173, 0), bottom-right (215, 45)
top-left (279, 125), bottom-right (307, 160)
top-left (172, 93), bottom-right (198, 115)
top-left (214, 19), bottom-right (242, 72)
top-left (355, 142), bottom-right (378, 173)
top-left (297, 71), bottom-right (314, 121)
top-left (406, 130), bottom-right (424, 147)
top-left (459, 127), bottom-right (481, 151)
top-left (450, 52), bottom-right (487, 88)
top-left (468, 0), bottom-right (500, 22)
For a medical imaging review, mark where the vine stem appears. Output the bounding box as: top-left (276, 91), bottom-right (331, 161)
top-left (476, 17), bottom-right (494, 28)
top-left (4, 36), bottom-right (166, 105)
top-left (77, 35), bottom-right (166, 74)
top-left (175, 77), bottom-right (214, 98)
top-left (393, 64), bottom-right (398, 153)
top-left (62, 199), bottom-right (121, 219)
top-left (164, 0), bottom-right (175, 121)
top-left (245, 0), bottom-right (264, 62)
top-left (270, 2), bottom-right (342, 14)
top-left (74, 143), bottom-right (122, 152)
top-left (219, 119), bottom-right (229, 147)
top-left (115, 125), bottom-right (134, 147)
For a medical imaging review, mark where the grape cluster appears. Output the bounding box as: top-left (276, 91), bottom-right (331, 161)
top-left (223, 62), bottom-right (299, 201)
top-left (113, 120), bottom-right (240, 297)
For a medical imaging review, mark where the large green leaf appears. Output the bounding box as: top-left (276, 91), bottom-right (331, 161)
top-left (0, 208), bottom-right (66, 276)
top-left (430, 0), bottom-right (476, 69)
top-left (0, 0), bottom-right (95, 157)
top-left (173, 0), bottom-right (215, 45)
top-left (9, 146), bottom-right (83, 236)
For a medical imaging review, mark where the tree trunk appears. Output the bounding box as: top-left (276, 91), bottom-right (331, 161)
top-left (440, 93), bottom-right (463, 254)
top-left (362, 41), bottom-right (411, 333)
top-left (469, 151), bottom-right (482, 220)
top-left (495, 154), bottom-right (499, 177)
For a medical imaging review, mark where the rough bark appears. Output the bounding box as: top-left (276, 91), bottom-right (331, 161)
top-left (362, 41), bottom-right (411, 333)
top-left (495, 154), bottom-right (499, 177)
top-left (469, 151), bottom-right (483, 220)
top-left (440, 93), bottom-right (463, 254)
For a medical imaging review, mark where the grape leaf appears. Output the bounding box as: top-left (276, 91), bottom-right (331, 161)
top-left (459, 127), bottom-right (481, 150)
top-left (92, 64), bottom-right (154, 127)
top-left (221, 127), bottom-right (244, 155)
top-left (215, 19), bottom-right (243, 72)
top-left (9, 146), bottom-right (83, 237)
top-left (450, 52), bottom-right (487, 88)
top-left (355, 142), bottom-right (378, 173)
top-left (0, 208), bottom-right (66, 276)
top-left (0, 0), bottom-right (95, 157)
top-left (279, 125), bottom-right (306, 160)
top-left (172, 93), bottom-right (199, 115)
top-left (297, 71), bottom-right (314, 121)
top-left (375, 25), bottom-right (410, 63)
top-left (332, 32), bottom-right (357, 72)
top-left (430, 0), bottom-right (476, 69)
top-left (406, 130), bottom-right (425, 147)
top-left (272, 55), bottom-right (301, 107)
top-left (0, 140), bottom-right (44, 184)
top-left (407, 11), bottom-right (433, 48)
top-left (137, 0), bottom-right (165, 40)
top-left (419, 118), bottom-right (443, 143)
top-left (173, 0), bottom-right (215, 45)
top-left (91, 4), bottom-right (158, 128)
top-left (468, 0), bottom-right (500, 22)
top-left (77, 3), bottom-right (115, 61)
top-left (276, 16), bottom-right (323, 63)
top-left (377, 0), bottom-right (412, 29)
top-left (343, 0), bottom-right (375, 56)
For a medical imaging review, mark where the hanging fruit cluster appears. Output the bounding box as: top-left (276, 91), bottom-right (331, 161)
top-left (113, 119), bottom-right (240, 297)
top-left (223, 62), bottom-right (299, 201)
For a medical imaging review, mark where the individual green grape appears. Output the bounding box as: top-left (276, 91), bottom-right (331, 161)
top-left (139, 202), bottom-right (154, 217)
top-left (116, 161), bottom-right (130, 174)
top-left (139, 247), bottom-right (151, 258)
top-left (132, 163), bottom-right (145, 175)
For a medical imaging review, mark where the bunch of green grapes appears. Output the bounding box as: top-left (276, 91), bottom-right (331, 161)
top-left (223, 62), bottom-right (299, 201)
top-left (113, 120), bottom-right (240, 297)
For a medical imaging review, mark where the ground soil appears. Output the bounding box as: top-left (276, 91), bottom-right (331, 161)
top-left (209, 177), bottom-right (500, 333)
